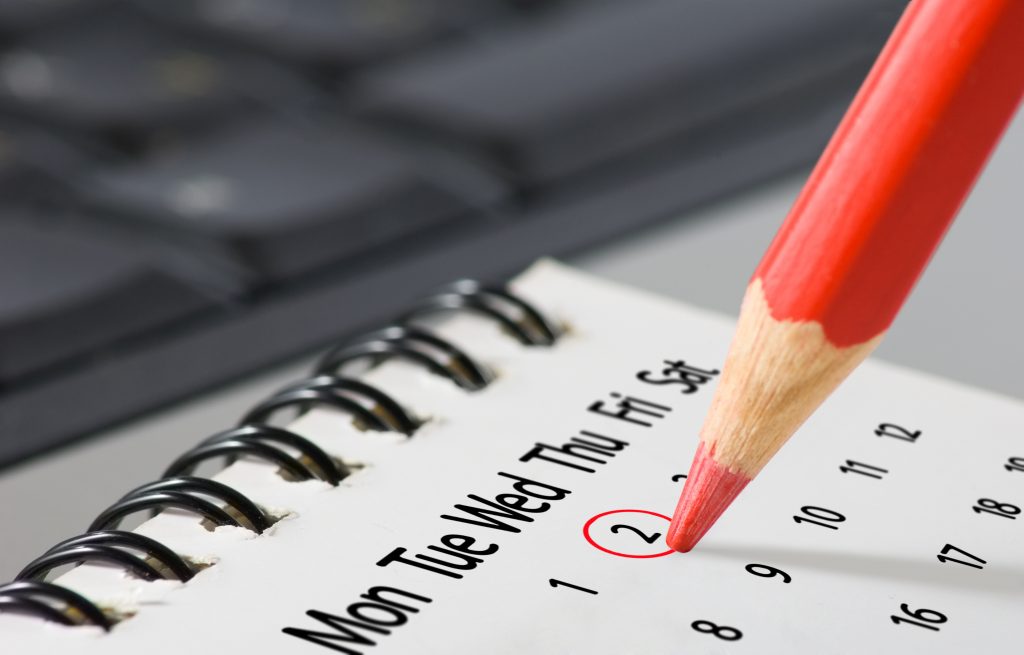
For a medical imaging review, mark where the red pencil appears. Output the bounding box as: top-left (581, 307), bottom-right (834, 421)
top-left (667, 0), bottom-right (1024, 553)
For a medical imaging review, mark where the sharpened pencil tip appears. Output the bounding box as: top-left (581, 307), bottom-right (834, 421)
top-left (667, 442), bottom-right (751, 553)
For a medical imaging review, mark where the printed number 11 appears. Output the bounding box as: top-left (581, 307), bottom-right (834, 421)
top-left (839, 459), bottom-right (888, 480)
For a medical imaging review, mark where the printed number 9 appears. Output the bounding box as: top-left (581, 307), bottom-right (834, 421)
top-left (692, 620), bottom-right (742, 641)
top-left (745, 563), bottom-right (792, 584)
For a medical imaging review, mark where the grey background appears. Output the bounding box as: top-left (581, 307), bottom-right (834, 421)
top-left (0, 107), bottom-right (1019, 580)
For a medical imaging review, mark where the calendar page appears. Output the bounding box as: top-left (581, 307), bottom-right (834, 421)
top-left (5, 260), bottom-right (1022, 654)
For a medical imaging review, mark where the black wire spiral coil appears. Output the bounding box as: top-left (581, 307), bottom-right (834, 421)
top-left (0, 281), bottom-right (558, 630)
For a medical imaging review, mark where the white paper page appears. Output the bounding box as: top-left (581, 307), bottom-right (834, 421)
top-left (3, 260), bottom-right (1022, 654)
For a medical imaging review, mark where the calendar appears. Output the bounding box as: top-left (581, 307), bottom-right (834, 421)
top-left (4, 260), bottom-right (1022, 653)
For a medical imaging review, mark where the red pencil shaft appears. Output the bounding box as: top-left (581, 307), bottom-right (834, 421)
top-left (755, 0), bottom-right (1024, 347)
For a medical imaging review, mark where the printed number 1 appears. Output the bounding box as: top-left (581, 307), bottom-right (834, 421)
top-left (549, 579), bottom-right (598, 595)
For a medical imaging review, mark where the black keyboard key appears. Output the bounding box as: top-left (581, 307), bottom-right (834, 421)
top-left (0, 8), bottom-right (308, 135)
top-left (0, 0), bottom-right (107, 33)
top-left (355, 0), bottom-right (901, 189)
top-left (0, 115), bottom-right (97, 194)
top-left (138, 0), bottom-right (504, 68)
top-left (0, 214), bottom-right (215, 384)
top-left (79, 116), bottom-right (481, 282)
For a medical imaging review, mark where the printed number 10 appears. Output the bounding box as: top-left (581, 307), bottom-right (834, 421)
top-left (793, 506), bottom-right (845, 530)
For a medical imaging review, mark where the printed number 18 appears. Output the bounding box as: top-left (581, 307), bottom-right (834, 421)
top-left (973, 498), bottom-right (1020, 519)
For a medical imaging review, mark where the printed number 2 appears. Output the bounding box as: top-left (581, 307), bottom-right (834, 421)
top-left (610, 524), bottom-right (661, 544)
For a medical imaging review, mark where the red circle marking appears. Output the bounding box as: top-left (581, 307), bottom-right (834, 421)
top-left (582, 509), bottom-right (674, 559)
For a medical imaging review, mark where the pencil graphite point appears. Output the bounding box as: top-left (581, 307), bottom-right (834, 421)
top-left (666, 441), bottom-right (750, 552)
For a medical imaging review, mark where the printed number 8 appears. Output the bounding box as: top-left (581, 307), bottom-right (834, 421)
top-left (692, 620), bottom-right (742, 641)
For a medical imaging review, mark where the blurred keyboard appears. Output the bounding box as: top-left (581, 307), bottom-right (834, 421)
top-left (0, 0), bottom-right (904, 468)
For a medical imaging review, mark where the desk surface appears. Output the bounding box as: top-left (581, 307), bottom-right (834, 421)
top-left (1, 108), bottom-right (1020, 580)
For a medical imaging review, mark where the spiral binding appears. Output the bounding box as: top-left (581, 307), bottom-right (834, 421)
top-left (0, 280), bottom-right (558, 630)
